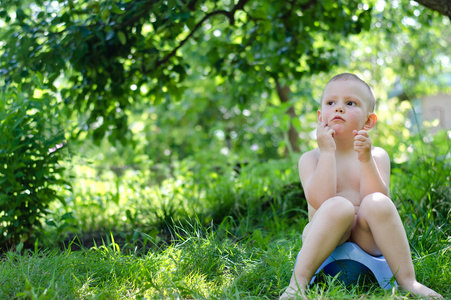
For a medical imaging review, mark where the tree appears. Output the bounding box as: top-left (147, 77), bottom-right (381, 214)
top-left (0, 0), bottom-right (372, 148)
top-left (0, 0), bottom-right (449, 154)
top-left (415, 0), bottom-right (451, 19)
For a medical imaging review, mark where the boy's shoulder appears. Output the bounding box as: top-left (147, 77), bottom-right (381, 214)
top-left (298, 148), bottom-right (321, 165)
top-left (371, 146), bottom-right (390, 165)
top-left (300, 147), bottom-right (321, 157)
top-left (371, 146), bottom-right (389, 158)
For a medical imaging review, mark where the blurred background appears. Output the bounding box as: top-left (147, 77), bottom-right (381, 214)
top-left (0, 0), bottom-right (450, 251)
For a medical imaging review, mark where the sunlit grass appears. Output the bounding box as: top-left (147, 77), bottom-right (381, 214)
top-left (1, 139), bottom-right (450, 299)
top-left (1, 218), bottom-right (449, 299)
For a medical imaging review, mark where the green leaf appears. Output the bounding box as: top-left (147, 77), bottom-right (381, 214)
top-left (101, 8), bottom-right (110, 23)
top-left (14, 171), bottom-right (25, 178)
top-left (111, 4), bottom-right (125, 14)
top-left (61, 212), bottom-right (74, 220)
top-left (16, 241), bottom-right (24, 253)
top-left (280, 115), bottom-right (291, 132)
top-left (117, 31), bottom-right (127, 45)
top-left (126, 209), bottom-right (133, 221)
top-left (291, 117), bottom-right (302, 132)
top-left (46, 219), bottom-right (58, 227)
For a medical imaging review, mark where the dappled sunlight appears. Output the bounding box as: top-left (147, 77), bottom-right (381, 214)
top-left (1, 0), bottom-right (450, 298)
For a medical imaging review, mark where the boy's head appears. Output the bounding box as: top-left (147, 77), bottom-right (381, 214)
top-left (321, 73), bottom-right (376, 113)
top-left (318, 73), bottom-right (377, 134)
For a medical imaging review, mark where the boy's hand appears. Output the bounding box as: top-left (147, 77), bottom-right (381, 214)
top-left (353, 130), bottom-right (372, 162)
top-left (317, 122), bottom-right (336, 152)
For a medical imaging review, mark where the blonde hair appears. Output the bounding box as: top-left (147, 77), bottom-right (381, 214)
top-left (324, 73), bottom-right (376, 112)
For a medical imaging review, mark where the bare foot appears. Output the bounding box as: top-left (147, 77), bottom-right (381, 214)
top-left (279, 283), bottom-right (307, 300)
top-left (401, 281), bottom-right (443, 299)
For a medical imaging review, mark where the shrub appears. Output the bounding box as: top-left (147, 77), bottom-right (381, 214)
top-left (0, 85), bottom-right (67, 250)
top-left (391, 130), bottom-right (451, 222)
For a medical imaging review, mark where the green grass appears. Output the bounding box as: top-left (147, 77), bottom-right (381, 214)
top-left (1, 150), bottom-right (450, 299)
top-left (1, 220), bottom-right (449, 299)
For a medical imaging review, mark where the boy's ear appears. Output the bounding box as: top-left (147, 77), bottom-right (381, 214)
top-left (363, 113), bottom-right (377, 130)
top-left (317, 110), bottom-right (322, 122)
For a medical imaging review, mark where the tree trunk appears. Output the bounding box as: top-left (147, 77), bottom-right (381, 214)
top-left (415, 0), bottom-right (451, 19)
top-left (275, 80), bottom-right (300, 155)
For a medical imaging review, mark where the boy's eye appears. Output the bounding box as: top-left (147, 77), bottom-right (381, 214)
top-left (327, 101), bottom-right (334, 105)
top-left (347, 101), bottom-right (356, 106)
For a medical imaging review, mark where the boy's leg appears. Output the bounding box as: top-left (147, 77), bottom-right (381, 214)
top-left (351, 192), bottom-right (442, 298)
top-left (280, 197), bottom-right (355, 299)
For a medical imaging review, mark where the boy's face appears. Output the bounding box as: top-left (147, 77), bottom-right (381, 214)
top-left (318, 80), bottom-right (375, 136)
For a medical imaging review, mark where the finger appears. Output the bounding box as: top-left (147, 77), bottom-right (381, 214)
top-left (354, 137), bottom-right (369, 145)
top-left (330, 128), bottom-right (335, 138)
top-left (355, 137), bottom-right (370, 144)
top-left (354, 142), bottom-right (365, 149)
top-left (357, 130), bottom-right (369, 137)
top-left (355, 131), bottom-right (371, 139)
top-left (354, 145), bottom-right (366, 153)
top-left (354, 133), bottom-right (365, 140)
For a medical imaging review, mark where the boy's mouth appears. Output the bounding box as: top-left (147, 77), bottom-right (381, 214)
top-left (331, 116), bottom-right (345, 122)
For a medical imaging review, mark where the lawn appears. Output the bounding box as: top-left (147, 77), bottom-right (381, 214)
top-left (1, 156), bottom-right (450, 299)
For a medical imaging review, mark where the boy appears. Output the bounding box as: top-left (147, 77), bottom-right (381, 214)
top-left (280, 73), bottom-right (442, 299)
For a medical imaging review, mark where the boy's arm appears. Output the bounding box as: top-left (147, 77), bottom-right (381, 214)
top-left (359, 147), bottom-right (390, 197)
top-left (354, 130), bottom-right (390, 197)
top-left (299, 151), bottom-right (337, 209)
top-left (299, 122), bottom-right (338, 209)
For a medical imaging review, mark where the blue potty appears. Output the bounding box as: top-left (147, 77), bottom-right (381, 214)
top-left (307, 242), bottom-right (397, 289)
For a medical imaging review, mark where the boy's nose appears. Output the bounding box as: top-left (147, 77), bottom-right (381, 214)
top-left (335, 106), bottom-right (344, 113)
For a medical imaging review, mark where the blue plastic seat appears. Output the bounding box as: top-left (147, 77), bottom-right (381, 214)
top-left (300, 242), bottom-right (397, 289)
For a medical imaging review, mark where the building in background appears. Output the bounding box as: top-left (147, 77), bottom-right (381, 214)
top-left (420, 92), bottom-right (451, 133)
top-left (388, 73), bottom-right (451, 134)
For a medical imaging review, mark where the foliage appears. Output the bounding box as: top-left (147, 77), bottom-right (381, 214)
top-left (54, 155), bottom-right (304, 248)
top-left (337, 0), bottom-right (451, 97)
top-left (0, 0), bottom-right (450, 296)
top-left (0, 127), bottom-right (450, 298)
top-left (0, 83), bottom-right (67, 250)
top-left (1, 0), bottom-right (449, 166)
top-left (0, 0), bottom-right (373, 142)
top-left (391, 130), bottom-right (451, 253)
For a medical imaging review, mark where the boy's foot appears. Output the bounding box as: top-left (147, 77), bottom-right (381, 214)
top-left (279, 285), bottom-right (307, 300)
top-left (403, 281), bottom-right (443, 299)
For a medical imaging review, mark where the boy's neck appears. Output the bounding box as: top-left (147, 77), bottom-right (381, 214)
top-left (334, 135), bottom-right (355, 154)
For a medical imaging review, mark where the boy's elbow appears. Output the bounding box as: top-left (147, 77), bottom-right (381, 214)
top-left (305, 187), bottom-right (337, 209)
top-left (306, 194), bottom-right (326, 210)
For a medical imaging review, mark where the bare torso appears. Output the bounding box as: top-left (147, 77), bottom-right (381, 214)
top-left (306, 148), bottom-right (365, 221)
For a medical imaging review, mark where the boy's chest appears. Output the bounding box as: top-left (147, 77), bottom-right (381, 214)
top-left (336, 159), bottom-right (361, 192)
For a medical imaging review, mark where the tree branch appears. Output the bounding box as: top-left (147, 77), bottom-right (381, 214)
top-left (415, 0), bottom-right (451, 19)
top-left (153, 10), bottom-right (228, 70)
top-left (152, 0), bottom-right (250, 72)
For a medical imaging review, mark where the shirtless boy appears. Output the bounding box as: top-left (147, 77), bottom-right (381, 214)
top-left (280, 73), bottom-right (442, 299)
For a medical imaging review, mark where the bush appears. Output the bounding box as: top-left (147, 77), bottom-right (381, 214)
top-left (390, 131), bottom-right (451, 253)
top-left (0, 85), bottom-right (67, 250)
top-left (391, 130), bottom-right (451, 221)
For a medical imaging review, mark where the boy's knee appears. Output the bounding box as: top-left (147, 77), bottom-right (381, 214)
top-left (323, 196), bottom-right (355, 222)
top-left (361, 192), bottom-right (396, 217)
